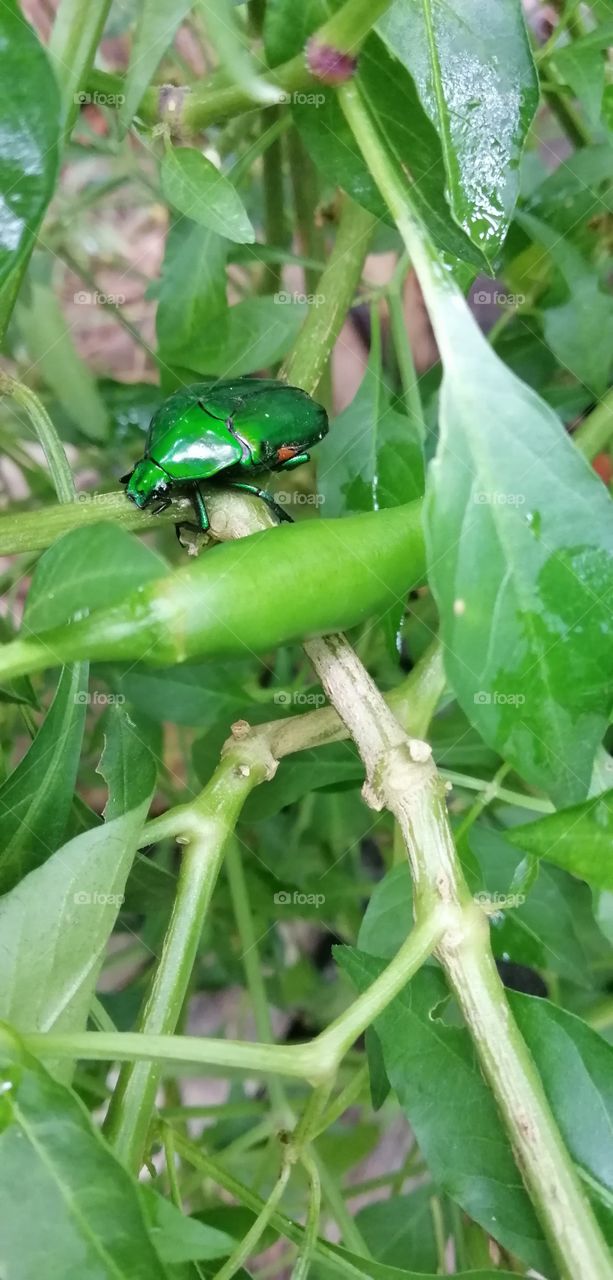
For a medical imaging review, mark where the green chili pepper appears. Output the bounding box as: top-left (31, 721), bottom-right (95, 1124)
top-left (0, 503), bottom-right (424, 681)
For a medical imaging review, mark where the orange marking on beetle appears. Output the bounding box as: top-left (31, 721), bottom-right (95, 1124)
top-left (277, 446), bottom-right (298, 462)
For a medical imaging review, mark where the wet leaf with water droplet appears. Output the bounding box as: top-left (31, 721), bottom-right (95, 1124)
top-left (377, 0), bottom-right (539, 259)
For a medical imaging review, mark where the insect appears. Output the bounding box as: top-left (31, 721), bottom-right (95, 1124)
top-left (122, 378), bottom-right (328, 533)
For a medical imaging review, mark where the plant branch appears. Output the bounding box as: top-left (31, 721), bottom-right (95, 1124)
top-left (23, 908), bottom-right (444, 1083)
top-left (0, 487), bottom-right (275, 556)
top-left (282, 196), bottom-right (376, 396)
top-left (131, 0), bottom-right (393, 133)
top-left (225, 838), bottom-right (288, 1120)
top-left (334, 78), bottom-right (612, 1280)
top-left (104, 737), bottom-right (278, 1171)
top-left (212, 1157), bottom-right (292, 1280)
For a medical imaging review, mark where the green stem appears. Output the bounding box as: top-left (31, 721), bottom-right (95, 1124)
top-left (162, 1124), bottom-right (183, 1209)
top-left (144, 0), bottom-right (393, 133)
top-left (287, 130), bottom-right (327, 300)
top-left (225, 839), bottom-right (288, 1119)
top-left (49, 0), bottom-right (113, 135)
top-left (454, 761), bottom-right (512, 844)
top-left (313, 1065), bottom-right (368, 1139)
top-left (174, 1138), bottom-right (375, 1280)
top-left (318, 910), bottom-right (447, 1062)
top-left (291, 1150), bottom-right (321, 1280)
top-left (103, 745), bottom-right (275, 1171)
top-left (282, 197), bottom-right (376, 395)
top-left (388, 287), bottom-right (425, 441)
top-left (0, 486), bottom-right (271, 556)
top-left (24, 908), bottom-right (444, 1083)
top-left (574, 387), bottom-right (613, 460)
top-left (439, 769), bottom-right (553, 813)
top-left (315, 0), bottom-right (393, 52)
top-left (318, 1161), bottom-right (370, 1256)
top-left (261, 107), bottom-right (287, 295)
top-left (213, 1158), bottom-right (292, 1280)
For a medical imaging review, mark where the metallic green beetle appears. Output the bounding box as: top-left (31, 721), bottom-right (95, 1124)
top-left (122, 377), bottom-right (328, 532)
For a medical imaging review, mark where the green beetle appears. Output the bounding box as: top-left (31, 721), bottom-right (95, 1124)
top-left (122, 378), bottom-right (328, 532)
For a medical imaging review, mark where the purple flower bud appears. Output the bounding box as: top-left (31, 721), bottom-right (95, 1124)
top-left (306, 39), bottom-right (358, 84)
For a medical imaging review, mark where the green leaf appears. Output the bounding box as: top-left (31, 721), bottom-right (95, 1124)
top-left (376, 0), bottom-right (538, 259)
top-left (0, 664), bottom-right (88, 893)
top-left (174, 296), bottom-right (307, 378)
top-left (0, 2), bottom-right (60, 293)
top-left (141, 1187), bottom-right (236, 1263)
top-left (264, 0), bottom-right (327, 63)
top-left (243, 741), bottom-right (363, 820)
top-left (17, 279), bottom-right (109, 442)
top-left (550, 24), bottom-right (613, 125)
top-left (510, 992), bottom-right (613, 1220)
top-left (295, 36), bottom-right (485, 267)
top-left (119, 0), bottom-right (194, 132)
top-left (161, 147), bottom-right (255, 244)
top-left (0, 1028), bottom-right (168, 1278)
top-left (336, 950), bottom-right (551, 1272)
top-left (469, 826), bottom-right (609, 987)
top-left (517, 211), bottom-right (613, 395)
top-left (24, 523), bottom-right (167, 635)
top-left (507, 790), bottom-right (613, 890)
top-left (318, 312), bottom-right (424, 517)
top-left (0, 707), bottom-right (155, 1057)
top-left (358, 864), bottom-right (413, 960)
top-left (364, 1025), bottom-right (390, 1111)
top-left (109, 660), bottom-right (257, 728)
top-left (523, 142), bottom-right (613, 235)
top-left (424, 283), bottom-right (613, 804)
top-left (355, 1190), bottom-right (438, 1273)
top-left (156, 220), bottom-right (228, 366)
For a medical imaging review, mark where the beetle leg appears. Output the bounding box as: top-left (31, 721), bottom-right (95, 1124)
top-left (227, 481), bottom-right (293, 525)
top-left (192, 483), bottom-right (210, 533)
top-left (150, 498), bottom-right (172, 515)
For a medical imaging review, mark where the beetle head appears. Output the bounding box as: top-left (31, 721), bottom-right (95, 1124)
top-left (124, 459), bottom-right (169, 508)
